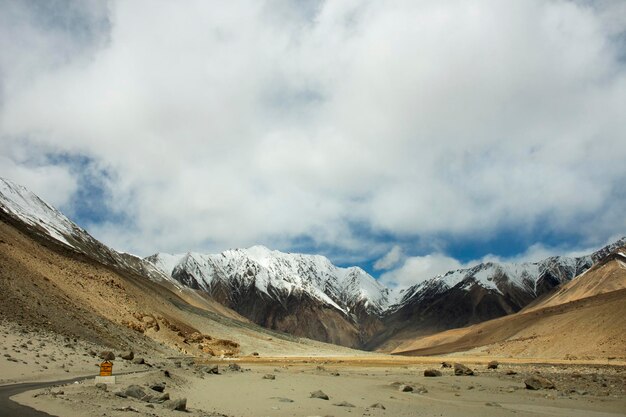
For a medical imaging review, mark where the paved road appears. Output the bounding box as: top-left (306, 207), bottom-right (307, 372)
top-left (0, 376), bottom-right (92, 417)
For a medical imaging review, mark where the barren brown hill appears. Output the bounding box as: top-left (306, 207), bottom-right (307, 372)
top-left (0, 212), bottom-right (358, 358)
top-left (390, 250), bottom-right (626, 360)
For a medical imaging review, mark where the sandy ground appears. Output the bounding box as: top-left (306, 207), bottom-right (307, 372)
top-left (10, 361), bottom-right (626, 417)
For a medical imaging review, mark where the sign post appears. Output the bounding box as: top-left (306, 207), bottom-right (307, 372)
top-left (95, 360), bottom-right (116, 384)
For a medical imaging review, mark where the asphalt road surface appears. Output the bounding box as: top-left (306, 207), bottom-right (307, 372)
top-left (0, 376), bottom-right (91, 417)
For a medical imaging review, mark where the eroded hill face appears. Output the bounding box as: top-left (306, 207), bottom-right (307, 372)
top-left (0, 215), bottom-right (357, 359)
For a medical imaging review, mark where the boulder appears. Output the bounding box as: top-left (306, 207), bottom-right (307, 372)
top-left (310, 390), bottom-right (329, 400)
top-left (120, 351), bottom-right (134, 360)
top-left (454, 363), bottom-right (474, 376)
top-left (228, 363), bottom-right (241, 372)
top-left (399, 384), bottom-right (413, 392)
top-left (165, 398), bottom-right (187, 411)
top-left (150, 383), bottom-right (165, 393)
top-left (524, 375), bottom-right (556, 390)
top-left (424, 369), bottom-right (442, 377)
top-left (99, 351), bottom-right (115, 361)
top-left (487, 361), bottom-right (499, 369)
top-left (124, 385), bottom-right (147, 400)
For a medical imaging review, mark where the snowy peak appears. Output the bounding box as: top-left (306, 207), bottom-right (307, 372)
top-left (0, 177), bottom-right (169, 283)
top-left (147, 246), bottom-right (391, 316)
top-left (0, 178), bottom-right (82, 247)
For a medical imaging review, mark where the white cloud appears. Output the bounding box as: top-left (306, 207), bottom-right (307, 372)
top-left (0, 0), bottom-right (625, 256)
top-left (379, 253), bottom-right (468, 290)
top-left (374, 245), bottom-right (404, 270)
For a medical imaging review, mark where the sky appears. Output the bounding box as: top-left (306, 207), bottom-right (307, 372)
top-left (1, 0), bottom-right (625, 289)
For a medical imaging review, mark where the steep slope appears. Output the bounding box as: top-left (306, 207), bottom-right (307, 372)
top-left (0, 178), bottom-right (357, 358)
top-left (369, 240), bottom-right (625, 350)
top-left (390, 248), bottom-right (626, 360)
top-left (146, 247), bottom-right (391, 348)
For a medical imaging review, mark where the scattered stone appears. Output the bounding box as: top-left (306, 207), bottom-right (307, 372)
top-left (370, 403), bottom-right (386, 410)
top-left (50, 390), bottom-right (64, 396)
top-left (524, 375), bottom-right (556, 390)
top-left (165, 398), bottom-right (187, 411)
top-left (252, 352), bottom-right (259, 356)
top-left (263, 374), bottom-right (276, 380)
top-left (120, 351), bottom-right (134, 360)
top-left (331, 372), bottom-right (340, 376)
top-left (99, 351), bottom-right (115, 361)
top-left (148, 393), bottom-right (170, 403)
top-left (95, 383), bottom-right (107, 391)
top-left (124, 385), bottom-right (147, 400)
top-left (487, 361), bottom-right (499, 369)
top-left (150, 383), bottom-right (165, 393)
top-left (334, 401), bottom-right (355, 407)
top-left (399, 384), bottom-right (413, 392)
top-left (114, 406), bottom-right (139, 412)
top-left (271, 397), bottom-right (294, 403)
top-left (132, 357), bottom-right (145, 365)
top-left (424, 369), bottom-right (442, 377)
top-left (441, 362), bottom-right (452, 368)
top-left (310, 390), bottom-right (329, 400)
top-left (454, 363), bottom-right (474, 376)
top-left (228, 363), bottom-right (241, 372)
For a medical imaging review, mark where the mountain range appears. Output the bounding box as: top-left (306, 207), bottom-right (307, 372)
top-left (1, 177), bottom-right (624, 350)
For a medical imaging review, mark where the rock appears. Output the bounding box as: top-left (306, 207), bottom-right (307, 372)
top-left (487, 361), bottom-right (499, 369)
top-left (120, 351), bottom-right (134, 360)
top-left (149, 393), bottom-right (170, 403)
top-left (99, 351), bottom-right (115, 361)
top-left (95, 383), bottom-right (107, 391)
top-left (416, 386), bottom-right (428, 394)
top-left (524, 375), bottom-right (556, 390)
top-left (399, 384), bottom-right (413, 392)
top-left (228, 363), bottom-right (241, 372)
top-left (424, 369), bottom-right (442, 377)
top-left (506, 370), bottom-right (517, 375)
top-left (252, 352), bottom-right (259, 356)
top-left (485, 402), bottom-right (502, 407)
top-left (163, 370), bottom-right (171, 378)
top-left (150, 383), bottom-right (165, 393)
top-left (441, 362), bottom-right (452, 368)
top-left (114, 391), bottom-right (127, 398)
top-left (271, 397), bottom-right (294, 403)
top-left (165, 398), bottom-right (187, 411)
top-left (263, 374), bottom-right (276, 380)
top-left (454, 363), bottom-right (474, 376)
top-left (124, 384), bottom-right (147, 400)
top-left (310, 390), bottom-right (329, 400)
top-left (132, 357), bottom-right (145, 365)
top-left (200, 365), bottom-right (219, 374)
top-left (334, 401), bottom-right (355, 407)
top-left (331, 372), bottom-right (340, 376)
top-left (370, 403), bottom-right (386, 409)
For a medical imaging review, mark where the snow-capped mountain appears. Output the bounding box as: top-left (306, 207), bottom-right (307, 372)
top-left (0, 178), bottom-right (168, 283)
top-left (2, 176), bottom-right (624, 349)
top-left (147, 246), bottom-right (391, 316)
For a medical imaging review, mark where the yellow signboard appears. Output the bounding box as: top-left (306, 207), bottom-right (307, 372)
top-left (99, 361), bottom-right (113, 377)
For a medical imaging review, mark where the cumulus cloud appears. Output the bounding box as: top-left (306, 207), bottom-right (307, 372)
top-left (1, 0), bottom-right (625, 257)
top-left (374, 245), bottom-right (404, 270)
top-left (379, 253), bottom-right (467, 289)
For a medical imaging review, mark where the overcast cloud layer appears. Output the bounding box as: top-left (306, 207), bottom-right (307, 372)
top-left (1, 0), bottom-right (625, 285)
